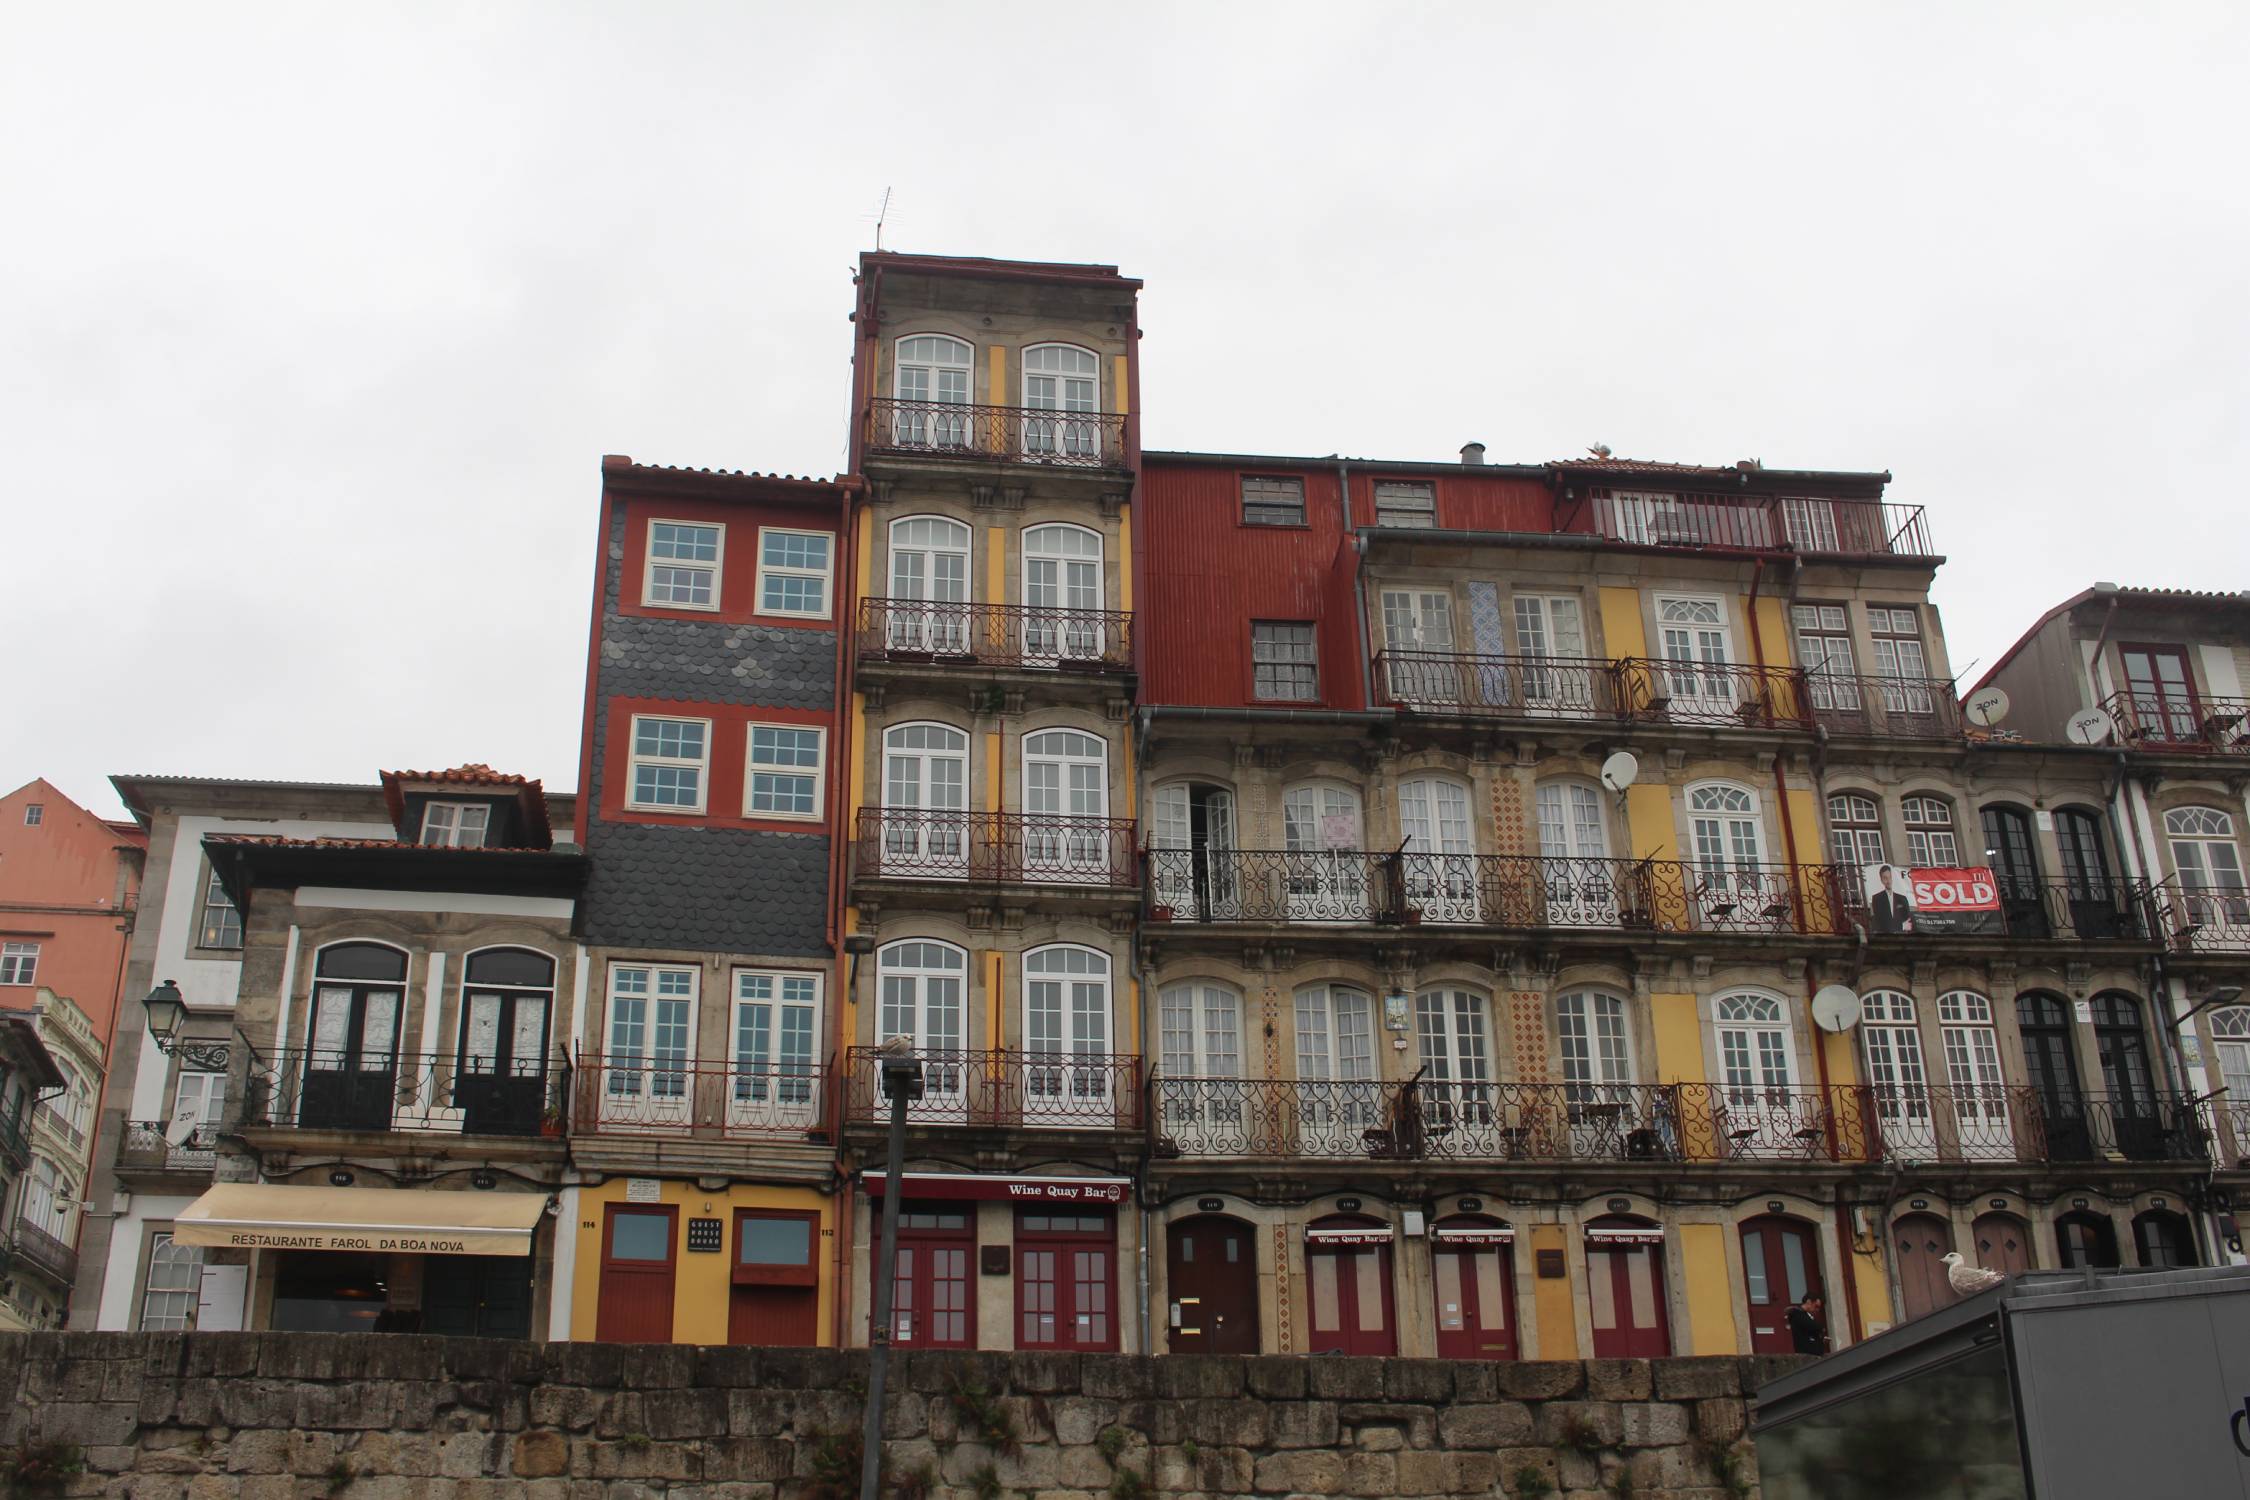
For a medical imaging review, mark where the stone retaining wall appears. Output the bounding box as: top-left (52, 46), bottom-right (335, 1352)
top-left (0, 1333), bottom-right (1807, 1499)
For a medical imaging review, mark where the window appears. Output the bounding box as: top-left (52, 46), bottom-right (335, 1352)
top-left (747, 725), bottom-right (825, 820)
top-left (1373, 480), bottom-right (1436, 529)
top-left (1780, 497), bottom-right (1840, 551)
top-left (1023, 343), bottom-right (1101, 459)
top-left (1715, 993), bottom-right (1795, 1108)
top-left (140, 1233), bottom-right (205, 1332)
top-left (1023, 946), bottom-right (1113, 1118)
top-left (1295, 985), bottom-right (1376, 1082)
top-left (604, 964), bottom-right (696, 1102)
top-left (731, 970), bottom-right (819, 1110)
top-left (1902, 797), bottom-right (1959, 865)
top-left (643, 520), bottom-right (722, 609)
top-left (1827, 793), bottom-right (1885, 868)
top-left (40, 1059), bottom-right (87, 1146)
top-left (879, 941), bottom-right (969, 1109)
top-left (1657, 596), bottom-right (1736, 711)
top-left (1252, 621), bottom-right (1318, 701)
top-left (1022, 524), bottom-right (1105, 660)
top-left (757, 529), bottom-right (833, 618)
top-left (419, 802), bottom-right (490, 848)
top-left (1158, 982), bottom-right (1241, 1078)
top-left (197, 866), bottom-right (243, 950)
top-left (0, 942), bottom-right (38, 986)
top-left (1556, 991), bottom-right (1634, 1092)
top-left (892, 335), bottom-right (974, 449)
top-left (2166, 807), bottom-right (2247, 903)
top-left (886, 516), bottom-right (971, 652)
top-left (1242, 476), bottom-right (1305, 526)
top-left (173, 1070), bottom-right (228, 1143)
top-left (627, 716), bottom-right (710, 812)
top-left (735, 1209), bottom-right (819, 1286)
top-left (1792, 604), bottom-right (1860, 710)
top-left (1688, 784), bottom-right (1766, 881)
top-left (21, 804), bottom-right (41, 826)
top-left (1869, 606), bottom-right (1933, 712)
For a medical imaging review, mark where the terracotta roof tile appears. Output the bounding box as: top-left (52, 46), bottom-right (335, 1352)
top-left (204, 834), bottom-right (562, 854)
top-left (383, 764), bottom-right (527, 787)
top-left (1548, 457), bottom-right (1753, 475)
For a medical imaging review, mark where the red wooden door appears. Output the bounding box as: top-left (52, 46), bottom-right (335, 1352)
top-left (1166, 1216), bottom-right (1259, 1353)
top-left (729, 1209), bottom-right (818, 1346)
top-left (1587, 1222), bottom-right (1670, 1358)
top-left (596, 1204), bottom-right (678, 1343)
top-left (1892, 1213), bottom-right (1957, 1321)
top-left (1973, 1212), bottom-right (2033, 1275)
top-left (1431, 1225), bottom-right (1517, 1360)
top-left (880, 1204), bottom-right (975, 1349)
top-left (1015, 1210), bottom-right (1118, 1351)
top-left (1307, 1222), bottom-right (1397, 1357)
top-left (1740, 1216), bottom-right (1824, 1354)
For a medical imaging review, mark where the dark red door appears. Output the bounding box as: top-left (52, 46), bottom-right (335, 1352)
top-left (1740, 1215), bottom-right (1825, 1353)
top-left (1306, 1218), bottom-right (1397, 1356)
top-left (729, 1209), bottom-right (818, 1346)
top-left (1431, 1222), bottom-right (1517, 1360)
top-left (880, 1204), bottom-right (974, 1349)
top-left (1972, 1212), bottom-right (2033, 1275)
top-left (1892, 1213), bottom-right (1956, 1320)
top-left (1015, 1210), bottom-right (1117, 1351)
top-left (1166, 1215), bottom-right (1258, 1354)
top-left (1586, 1219), bottom-right (1670, 1358)
top-left (596, 1204), bottom-right (677, 1343)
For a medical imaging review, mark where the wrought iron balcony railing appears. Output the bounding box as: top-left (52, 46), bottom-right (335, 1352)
top-left (842, 1047), bottom-right (1142, 1131)
top-left (866, 398), bottom-right (1130, 470)
top-left (1833, 874), bottom-right (2157, 943)
top-left (1613, 658), bottom-right (1815, 730)
top-left (1374, 651), bottom-right (1627, 720)
top-left (856, 809), bottom-right (1140, 889)
top-left (2208, 1101), bottom-right (2250, 1170)
top-left (1585, 492), bottom-right (1935, 559)
top-left (2103, 689), bottom-right (2250, 754)
top-left (240, 1049), bottom-right (571, 1138)
top-left (572, 1053), bottom-right (829, 1140)
top-left (0, 1109), bottom-right (30, 1168)
top-left (9, 1217), bottom-right (75, 1285)
top-left (118, 1120), bottom-right (220, 1175)
top-left (1808, 674), bottom-right (1966, 739)
top-left (2152, 877), bottom-right (2250, 952)
top-left (856, 597), bottom-right (1134, 672)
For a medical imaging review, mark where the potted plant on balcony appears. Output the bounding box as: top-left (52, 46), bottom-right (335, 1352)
top-left (539, 1106), bottom-right (564, 1138)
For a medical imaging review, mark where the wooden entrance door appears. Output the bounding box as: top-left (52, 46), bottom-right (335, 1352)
top-left (1166, 1216), bottom-right (1258, 1354)
top-left (1431, 1224), bottom-right (1517, 1360)
top-left (1972, 1212), bottom-right (2033, 1275)
top-left (1015, 1210), bottom-right (1118, 1351)
top-left (595, 1204), bottom-right (677, 1343)
top-left (1892, 1214), bottom-right (1957, 1321)
top-left (1306, 1220), bottom-right (1397, 1356)
top-left (1587, 1220), bottom-right (1671, 1358)
top-left (1740, 1216), bottom-right (1825, 1353)
top-left (883, 1205), bottom-right (974, 1349)
top-left (727, 1209), bottom-right (818, 1347)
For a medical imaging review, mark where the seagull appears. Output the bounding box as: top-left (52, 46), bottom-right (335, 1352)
top-left (1943, 1252), bottom-right (2006, 1295)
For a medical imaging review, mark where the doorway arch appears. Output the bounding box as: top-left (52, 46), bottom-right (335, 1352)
top-left (1430, 1215), bottom-right (1517, 1360)
top-left (1891, 1213), bottom-right (1957, 1320)
top-left (1165, 1214), bottom-right (1259, 1354)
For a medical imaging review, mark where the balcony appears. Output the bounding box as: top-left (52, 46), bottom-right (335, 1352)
top-left (118, 1120), bottom-right (220, 1176)
top-left (1834, 875), bottom-right (2157, 944)
top-left (1808, 675), bottom-right (1965, 739)
top-left (1585, 492), bottom-right (1936, 560)
top-left (9, 1217), bottom-right (75, 1285)
top-left (571, 1055), bottom-right (829, 1141)
top-left (842, 1048), bottom-right (1142, 1131)
top-left (2103, 690), bottom-right (2250, 754)
top-left (241, 1050), bottom-right (571, 1138)
top-left (1146, 849), bottom-right (1854, 937)
top-left (1375, 651), bottom-right (1626, 721)
top-left (1614, 659), bottom-right (1813, 730)
top-left (2152, 880), bottom-right (2250, 953)
top-left (857, 598), bottom-right (1133, 675)
top-left (866, 398), bottom-right (1130, 471)
top-left (855, 809), bottom-right (1140, 891)
top-left (1150, 1079), bottom-right (2205, 1168)
top-left (0, 1109), bottom-right (29, 1169)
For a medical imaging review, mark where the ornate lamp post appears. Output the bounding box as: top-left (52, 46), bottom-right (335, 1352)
top-left (142, 980), bottom-right (231, 1071)
top-left (859, 1035), bottom-right (925, 1500)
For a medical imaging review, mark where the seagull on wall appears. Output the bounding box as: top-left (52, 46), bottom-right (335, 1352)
top-left (1942, 1252), bottom-right (2007, 1295)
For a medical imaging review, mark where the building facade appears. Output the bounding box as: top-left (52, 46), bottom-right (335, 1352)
top-left (1, 990), bottom-right (105, 1329)
top-left (0, 780), bottom-right (140, 1046)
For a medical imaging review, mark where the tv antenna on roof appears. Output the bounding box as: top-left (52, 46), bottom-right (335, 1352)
top-left (874, 186), bottom-right (893, 251)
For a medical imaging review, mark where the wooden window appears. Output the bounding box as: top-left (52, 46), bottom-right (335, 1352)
top-left (757, 529), bottom-right (833, 618)
top-left (419, 802), bottom-right (490, 848)
top-left (1792, 604), bottom-right (1860, 710)
top-left (1373, 481), bottom-right (1436, 529)
top-left (733, 1209), bottom-right (819, 1287)
top-left (139, 1233), bottom-right (205, 1332)
top-left (1902, 796), bottom-right (1959, 865)
top-left (1252, 621), bottom-right (1318, 701)
top-left (644, 520), bottom-right (723, 609)
top-left (603, 964), bottom-right (697, 1109)
top-left (746, 725), bottom-right (825, 820)
top-left (0, 942), bottom-right (38, 986)
top-left (1241, 476), bottom-right (1305, 526)
top-left (627, 715), bottom-right (710, 812)
top-left (1827, 793), bottom-right (1885, 867)
top-left (196, 864), bottom-right (243, 950)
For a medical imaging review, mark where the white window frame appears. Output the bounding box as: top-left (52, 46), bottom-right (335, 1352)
top-left (1827, 792), bottom-right (1885, 868)
top-left (894, 333), bottom-right (974, 402)
top-left (1902, 796), bottom-right (1960, 866)
top-left (0, 941), bottom-right (38, 986)
top-left (1252, 621), bottom-right (1319, 701)
top-left (626, 715), bottom-right (712, 814)
top-left (1158, 981), bottom-right (1243, 1078)
top-left (196, 863), bottom-right (243, 950)
top-left (138, 1232), bottom-right (205, 1332)
top-left (642, 518), bottom-right (724, 611)
top-left (419, 801), bottom-right (491, 848)
top-left (745, 723), bottom-right (827, 822)
top-left (602, 962), bottom-right (700, 1105)
top-left (22, 804), bottom-right (41, 826)
top-left (756, 528), bottom-right (834, 619)
top-left (1241, 476), bottom-right (1306, 527)
top-left (1556, 990), bottom-right (1636, 1087)
top-left (728, 967), bottom-right (823, 1112)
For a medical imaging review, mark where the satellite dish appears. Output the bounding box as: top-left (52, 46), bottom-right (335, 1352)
top-left (2066, 708), bottom-right (2112, 745)
top-left (1964, 686), bottom-right (2010, 727)
top-left (1811, 985), bottom-right (1863, 1034)
top-left (1599, 751), bottom-right (1640, 793)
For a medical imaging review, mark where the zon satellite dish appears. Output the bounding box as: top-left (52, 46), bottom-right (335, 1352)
top-left (1811, 984), bottom-right (1863, 1034)
top-left (2066, 707), bottom-right (2113, 745)
top-left (1599, 751), bottom-right (1640, 793)
top-left (1964, 686), bottom-right (2011, 727)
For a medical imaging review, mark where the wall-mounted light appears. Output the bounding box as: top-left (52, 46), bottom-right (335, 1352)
top-left (142, 981), bottom-right (231, 1071)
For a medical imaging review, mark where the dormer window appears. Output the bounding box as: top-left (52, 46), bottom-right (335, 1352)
top-left (421, 802), bottom-right (491, 848)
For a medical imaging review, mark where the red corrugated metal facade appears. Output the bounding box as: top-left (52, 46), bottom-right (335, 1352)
top-left (1344, 469), bottom-right (1553, 533)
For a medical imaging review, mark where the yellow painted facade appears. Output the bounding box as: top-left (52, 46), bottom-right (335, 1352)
top-left (1598, 585), bottom-right (1646, 659)
top-left (1528, 1223), bottom-right (1577, 1360)
top-left (1649, 993), bottom-right (1705, 1083)
top-left (1678, 1223), bottom-right (1738, 1355)
top-left (565, 1180), bottom-right (838, 1344)
top-left (1624, 782), bottom-right (1675, 861)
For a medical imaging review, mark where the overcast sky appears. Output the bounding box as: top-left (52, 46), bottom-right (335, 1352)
top-left (7, 4), bottom-right (2246, 820)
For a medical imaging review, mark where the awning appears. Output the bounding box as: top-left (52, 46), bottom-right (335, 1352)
top-left (1432, 1226), bottom-right (1515, 1245)
top-left (861, 1171), bottom-right (1129, 1205)
top-left (1585, 1226), bottom-right (1665, 1246)
top-left (173, 1184), bottom-right (547, 1257)
top-left (1307, 1225), bottom-right (1394, 1246)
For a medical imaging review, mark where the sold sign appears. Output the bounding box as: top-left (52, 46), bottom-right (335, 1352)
top-left (1910, 868), bottom-right (2000, 911)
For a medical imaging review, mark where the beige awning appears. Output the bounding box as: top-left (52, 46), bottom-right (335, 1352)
top-left (174, 1184), bottom-right (547, 1257)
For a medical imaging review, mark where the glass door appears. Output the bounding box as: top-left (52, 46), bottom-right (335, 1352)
top-left (2016, 993), bottom-right (2090, 1160)
top-left (893, 335), bottom-right (972, 449)
top-left (2120, 645), bottom-right (2199, 742)
top-left (1382, 590), bottom-right (1459, 701)
top-left (1397, 776), bottom-right (1478, 923)
top-left (1022, 729), bottom-right (1107, 883)
top-left (2092, 994), bottom-right (2162, 1160)
top-left (882, 724), bottom-right (969, 877)
top-left (1150, 783), bottom-right (1238, 921)
top-left (1515, 595), bottom-right (1589, 713)
top-left (1859, 991), bottom-right (1935, 1158)
top-left (887, 517), bottom-right (971, 654)
top-left (1716, 994), bottom-right (1800, 1156)
top-left (1740, 1216), bottom-right (1824, 1354)
top-left (1415, 990), bottom-right (1492, 1139)
top-left (1536, 782), bottom-right (1618, 926)
top-left (1283, 785), bottom-right (1366, 921)
top-left (602, 966), bottom-right (693, 1129)
top-left (729, 971), bottom-right (820, 1131)
top-left (1023, 947), bottom-right (1112, 1124)
top-left (1656, 597), bottom-right (1736, 718)
top-left (1023, 343), bottom-right (1099, 459)
top-left (1023, 525), bottom-right (1103, 661)
top-left (1980, 805), bottom-right (2049, 937)
top-left (302, 984), bottom-right (401, 1131)
top-left (1295, 986), bottom-right (1377, 1154)
top-left (878, 943), bottom-right (968, 1121)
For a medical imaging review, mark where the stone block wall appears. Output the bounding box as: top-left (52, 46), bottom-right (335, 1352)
top-left (0, 1333), bottom-right (1808, 1500)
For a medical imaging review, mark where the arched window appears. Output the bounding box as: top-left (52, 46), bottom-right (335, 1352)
top-left (2015, 991), bottom-right (2089, 1156)
top-left (2211, 1008), bottom-right (2250, 1163)
top-left (891, 334), bottom-right (974, 450)
top-left (1398, 776), bottom-right (1478, 922)
top-left (456, 948), bottom-right (556, 1135)
top-left (1021, 524), bottom-right (1105, 659)
top-left (1901, 796), bottom-right (1959, 865)
top-left (1937, 991), bottom-right (2010, 1154)
top-left (886, 516), bottom-right (971, 652)
top-left (1714, 993), bottom-right (1796, 1148)
top-left (304, 942), bottom-right (410, 1131)
top-left (1023, 946), bottom-right (1113, 1120)
top-left (2055, 1210), bottom-right (2120, 1270)
top-left (2092, 993), bottom-right (2160, 1157)
top-left (878, 940), bottom-right (968, 1111)
top-left (1859, 990), bottom-right (1932, 1154)
top-left (1150, 781), bottom-right (1239, 920)
top-left (1687, 785), bottom-right (1766, 905)
top-left (880, 723), bottom-right (970, 876)
top-left (2134, 1209), bottom-right (2197, 1268)
top-left (1827, 793), bottom-right (1884, 868)
top-left (1283, 783), bottom-right (1368, 920)
top-left (1022, 343), bottom-right (1100, 459)
top-left (1022, 729), bottom-right (1110, 881)
top-left (1980, 804), bottom-right (2047, 934)
top-left (21, 1155), bottom-right (68, 1240)
top-left (1655, 596), bottom-right (1735, 717)
top-left (2166, 808), bottom-right (2248, 934)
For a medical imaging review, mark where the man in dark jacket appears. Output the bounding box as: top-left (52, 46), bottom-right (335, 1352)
top-left (1787, 1293), bottom-right (1830, 1354)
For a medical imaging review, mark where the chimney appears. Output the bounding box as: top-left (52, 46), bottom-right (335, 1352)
top-left (1460, 442), bottom-right (1486, 466)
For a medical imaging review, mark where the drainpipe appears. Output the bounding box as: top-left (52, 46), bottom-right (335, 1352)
top-left (1339, 460), bottom-right (1373, 708)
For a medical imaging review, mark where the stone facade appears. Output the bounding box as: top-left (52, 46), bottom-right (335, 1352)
top-left (0, 1332), bottom-right (1805, 1499)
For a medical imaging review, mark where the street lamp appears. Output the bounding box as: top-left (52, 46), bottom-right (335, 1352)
top-left (142, 980), bottom-right (231, 1071)
top-left (859, 1035), bottom-right (924, 1500)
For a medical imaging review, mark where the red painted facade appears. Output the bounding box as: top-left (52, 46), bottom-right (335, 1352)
top-left (1343, 468), bottom-right (1552, 533)
top-left (0, 779), bottom-right (141, 1035)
